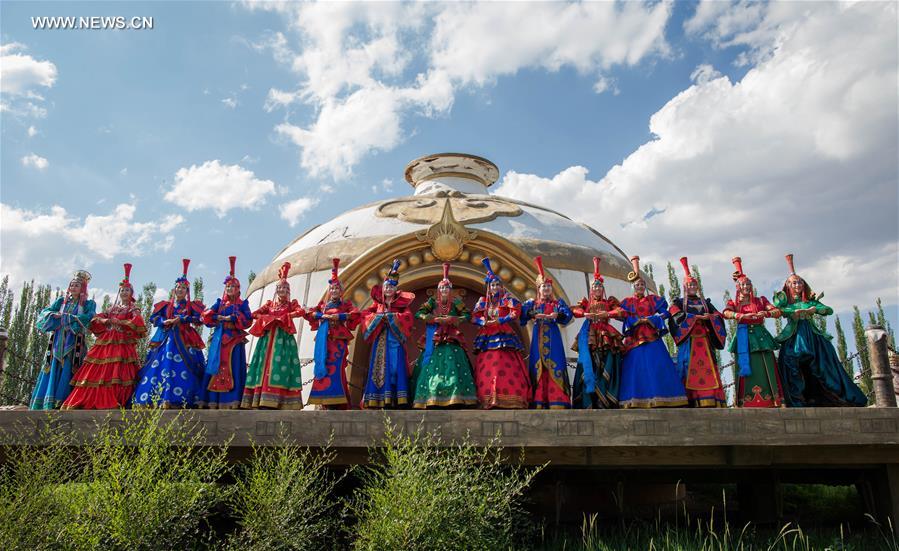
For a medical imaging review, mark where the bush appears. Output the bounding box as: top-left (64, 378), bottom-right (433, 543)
top-left (226, 442), bottom-right (347, 551)
top-left (350, 422), bottom-right (543, 551)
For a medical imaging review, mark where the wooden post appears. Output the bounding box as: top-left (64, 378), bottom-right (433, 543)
top-left (866, 325), bottom-right (898, 407)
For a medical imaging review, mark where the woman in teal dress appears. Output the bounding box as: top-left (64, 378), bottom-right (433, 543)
top-left (775, 254), bottom-right (866, 407)
top-left (411, 263), bottom-right (477, 409)
top-left (31, 270), bottom-right (97, 410)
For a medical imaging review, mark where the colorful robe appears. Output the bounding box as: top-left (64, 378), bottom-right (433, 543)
top-left (669, 296), bottom-right (728, 408)
top-left (522, 298), bottom-right (573, 409)
top-left (243, 299), bottom-right (305, 409)
top-left (618, 294), bottom-right (688, 408)
top-left (62, 304), bottom-right (146, 410)
top-left (133, 299), bottom-right (206, 408)
top-left (30, 297), bottom-right (97, 410)
top-left (196, 298), bottom-right (252, 409)
top-left (725, 296), bottom-right (783, 408)
top-left (360, 289), bottom-right (415, 408)
top-left (306, 299), bottom-right (361, 408)
top-left (570, 297), bottom-right (624, 409)
top-left (411, 296), bottom-right (477, 409)
top-left (471, 292), bottom-right (531, 409)
top-left (774, 292), bottom-right (866, 407)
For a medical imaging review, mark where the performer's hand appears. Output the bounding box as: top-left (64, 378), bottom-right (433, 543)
top-left (485, 319), bottom-right (498, 326)
top-left (595, 311), bottom-right (609, 320)
top-left (547, 312), bottom-right (558, 320)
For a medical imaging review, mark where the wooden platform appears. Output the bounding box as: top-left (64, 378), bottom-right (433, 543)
top-left (2, 407), bottom-right (897, 523)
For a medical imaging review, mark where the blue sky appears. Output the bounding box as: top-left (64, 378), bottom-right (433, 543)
top-left (2, 1), bottom-right (897, 340)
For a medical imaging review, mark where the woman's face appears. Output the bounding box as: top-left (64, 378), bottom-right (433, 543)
top-left (276, 283), bottom-right (290, 300)
top-left (737, 279), bottom-right (752, 296)
top-left (118, 286), bottom-right (133, 303)
top-left (225, 281), bottom-right (240, 299)
top-left (382, 282), bottom-right (396, 301)
top-left (538, 282), bottom-right (553, 300)
top-left (174, 282), bottom-right (188, 300)
top-left (633, 279), bottom-right (646, 296)
top-left (488, 280), bottom-right (503, 296)
top-left (437, 283), bottom-right (451, 301)
top-left (328, 283), bottom-right (341, 301)
top-left (789, 276), bottom-right (805, 298)
top-left (590, 282), bottom-right (604, 300)
top-left (685, 280), bottom-right (700, 297)
top-left (67, 280), bottom-right (82, 297)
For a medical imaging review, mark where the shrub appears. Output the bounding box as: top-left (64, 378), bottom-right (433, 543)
top-left (226, 442), bottom-right (347, 551)
top-left (350, 422), bottom-right (543, 551)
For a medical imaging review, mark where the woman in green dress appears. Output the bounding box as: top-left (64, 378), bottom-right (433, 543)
top-left (724, 257), bottom-right (784, 407)
top-left (411, 263), bottom-right (478, 409)
top-left (774, 254), bottom-right (866, 407)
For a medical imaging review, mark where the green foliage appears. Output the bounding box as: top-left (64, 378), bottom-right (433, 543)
top-left (247, 270), bottom-right (257, 287)
top-left (351, 424), bottom-right (543, 551)
top-left (666, 262), bottom-right (681, 302)
top-left (852, 306), bottom-right (873, 395)
top-left (227, 442), bottom-right (346, 551)
top-left (136, 282), bottom-right (157, 362)
top-left (0, 281), bottom-right (53, 405)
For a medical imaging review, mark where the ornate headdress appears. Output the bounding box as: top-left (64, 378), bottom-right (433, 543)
top-left (534, 256), bottom-right (552, 286)
top-left (277, 261), bottom-right (291, 289)
top-left (384, 259), bottom-right (401, 286)
top-left (66, 269), bottom-right (92, 306)
top-left (626, 256), bottom-right (642, 283)
top-left (222, 256), bottom-right (240, 301)
top-left (328, 258), bottom-right (341, 288)
top-left (731, 256), bottom-right (754, 302)
top-left (119, 263), bottom-right (133, 292)
top-left (783, 253), bottom-right (813, 302)
top-left (679, 257), bottom-right (697, 285)
top-left (482, 257), bottom-right (500, 286)
top-left (171, 258), bottom-right (192, 303)
top-left (439, 262), bottom-right (452, 288)
top-left (591, 257), bottom-right (604, 286)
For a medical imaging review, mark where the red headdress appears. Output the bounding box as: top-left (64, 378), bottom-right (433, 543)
top-left (439, 262), bottom-right (452, 288)
top-left (679, 257), bottom-right (696, 285)
top-left (276, 261), bottom-right (291, 291)
top-left (327, 258), bottom-right (342, 289)
top-left (783, 253), bottom-right (813, 302)
top-left (590, 257), bottom-right (606, 300)
top-left (169, 258), bottom-right (192, 308)
top-left (534, 256), bottom-right (552, 286)
top-left (221, 256), bottom-right (241, 302)
top-left (731, 256), bottom-right (754, 302)
top-left (120, 263), bottom-right (134, 293)
top-left (626, 256), bottom-right (642, 283)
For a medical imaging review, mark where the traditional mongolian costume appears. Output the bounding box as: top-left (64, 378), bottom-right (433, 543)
top-left (521, 256), bottom-right (573, 409)
top-left (30, 270), bottom-right (97, 410)
top-left (62, 264), bottom-right (146, 410)
top-left (306, 259), bottom-right (361, 409)
top-left (724, 257), bottom-right (784, 408)
top-left (360, 259), bottom-right (415, 408)
top-left (196, 256), bottom-right (252, 409)
top-left (133, 259), bottom-right (205, 408)
top-left (571, 257), bottom-right (625, 409)
top-left (774, 254), bottom-right (866, 407)
top-left (243, 261), bottom-right (305, 409)
top-left (668, 257), bottom-right (728, 408)
top-left (411, 263), bottom-right (478, 409)
top-left (471, 257), bottom-right (531, 409)
top-left (618, 256), bottom-right (688, 408)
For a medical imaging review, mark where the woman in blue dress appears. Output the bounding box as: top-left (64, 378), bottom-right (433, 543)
top-left (196, 256), bottom-right (252, 409)
top-left (30, 270), bottom-right (96, 410)
top-left (133, 259), bottom-right (206, 408)
top-left (521, 256), bottom-right (573, 409)
top-left (618, 256), bottom-right (688, 408)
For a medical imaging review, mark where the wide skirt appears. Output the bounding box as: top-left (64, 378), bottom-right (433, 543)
top-left (619, 339), bottom-right (688, 409)
top-left (62, 340), bottom-right (139, 409)
top-left (572, 348), bottom-right (621, 409)
top-left (196, 343), bottom-right (247, 409)
top-left (737, 350), bottom-right (784, 407)
top-left (242, 329), bottom-right (304, 410)
top-left (411, 343), bottom-right (478, 409)
top-left (362, 330), bottom-right (410, 408)
top-left (30, 356), bottom-right (77, 410)
top-left (133, 337), bottom-right (203, 408)
top-left (778, 321), bottom-right (867, 407)
top-left (474, 348), bottom-right (531, 409)
top-left (308, 338), bottom-right (352, 408)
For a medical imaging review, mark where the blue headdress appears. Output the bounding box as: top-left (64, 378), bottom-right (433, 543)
top-left (481, 257), bottom-right (500, 285)
top-left (384, 259), bottom-right (401, 286)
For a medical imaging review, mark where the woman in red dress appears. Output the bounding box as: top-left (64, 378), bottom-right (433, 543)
top-left (62, 263), bottom-right (147, 410)
top-left (471, 257), bottom-right (531, 409)
top-left (305, 259), bottom-right (361, 409)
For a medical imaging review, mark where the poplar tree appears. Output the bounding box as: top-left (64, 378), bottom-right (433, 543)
top-left (834, 314), bottom-right (849, 365)
top-left (666, 262), bottom-right (681, 302)
top-left (247, 270), bottom-right (257, 287)
top-left (852, 306), bottom-right (872, 395)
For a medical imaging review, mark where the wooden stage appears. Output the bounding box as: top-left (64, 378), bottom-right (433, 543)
top-left (1, 407), bottom-right (898, 523)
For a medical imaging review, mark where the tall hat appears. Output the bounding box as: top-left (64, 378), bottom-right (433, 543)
top-left (119, 263), bottom-right (134, 292)
top-left (171, 258), bottom-right (192, 303)
top-left (731, 256), bottom-right (754, 300)
top-left (328, 258), bottom-right (342, 287)
top-left (679, 256), bottom-right (696, 284)
top-left (591, 257), bottom-right (604, 286)
top-left (384, 259), bottom-right (401, 286)
top-left (221, 256), bottom-right (241, 302)
top-left (439, 262), bottom-right (452, 288)
top-left (277, 261), bottom-right (291, 288)
top-left (785, 253), bottom-right (797, 276)
top-left (481, 257), bottom-right (500, 285)
top-left (783, 253), bottom-right (812, 302)
top-left (626, 256), bottom-right (642, 283)
top-left (534, 256), bottom-right (552, 286)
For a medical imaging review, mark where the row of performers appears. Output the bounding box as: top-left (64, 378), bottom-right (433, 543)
top-left (29, 253), bottom-right (867, 411)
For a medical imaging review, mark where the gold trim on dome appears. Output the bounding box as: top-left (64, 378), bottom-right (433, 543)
top-left (415, 199), bottom-right (477, 261)
top-left (404, 152), bottom-right (500, 187)
top-left (376, 195), bottom-right (521, 225)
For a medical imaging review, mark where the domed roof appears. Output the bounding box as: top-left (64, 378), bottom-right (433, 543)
top-left (248, 153), bottom-right (646, 299)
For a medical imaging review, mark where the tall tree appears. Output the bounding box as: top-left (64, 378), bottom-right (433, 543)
top-left (852, 306), bottom-right (872, 395)
top-left (666, 262), bottom-right (681, 302)
top-left (247, 270), bottom-right (257, 287)
top-left (137, 282), bottom-right (158, 362)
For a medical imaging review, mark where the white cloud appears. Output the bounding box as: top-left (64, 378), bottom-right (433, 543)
top-left (26, 125), bottom-right (37, 137)
top-left (119, 168), bottom-right (128, 176)
top-left (21, 153), bottom-right (48, 170)
top-left (0, 43), bottom-right (57, 96)
top-left (221, 97), bottom-right (238, 109)
top-left (495, 1), bottom-right (898, 312)
top-left (0, 203), bottom-right (184, 288)
top-left (245, 1), bottom-right (672, 180)
top-left (165, 160), bottom-right (277, 217)
top-left (279, 196), bottom-right (318, 227)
